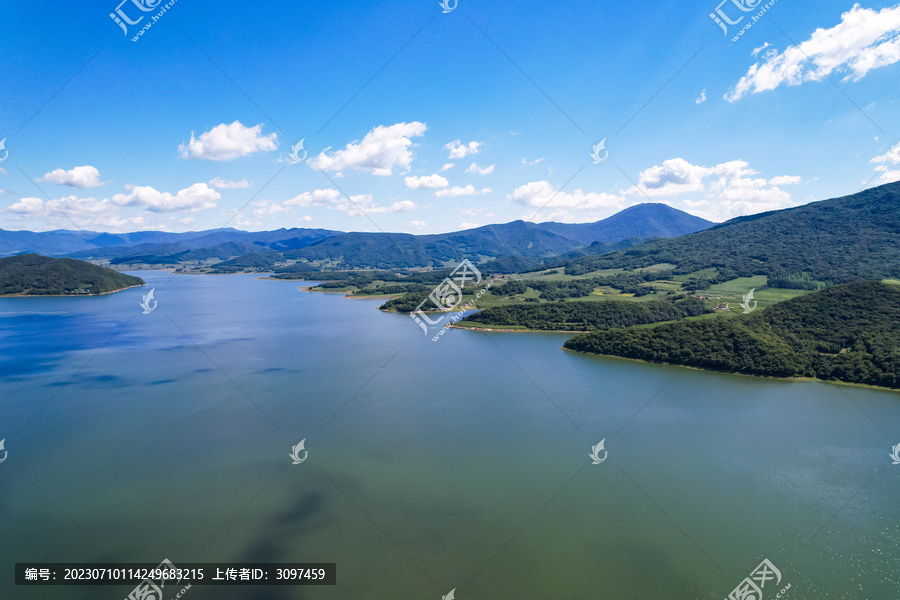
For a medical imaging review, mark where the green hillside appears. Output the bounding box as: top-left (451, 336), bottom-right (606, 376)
top-left (458, 295), bottom-right (709, 331)
top-left (0, 253), bottom-right (145, 296)
top-left (564, 281), bottom-right (900, 388)
top-left (559, 182), bottom-right (900, 284)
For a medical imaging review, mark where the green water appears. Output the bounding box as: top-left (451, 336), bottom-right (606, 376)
top-left (1, 273), bottom-right (898, 599)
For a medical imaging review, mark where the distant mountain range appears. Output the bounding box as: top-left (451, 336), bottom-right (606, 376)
top-left (0, 203), bottom-right (714, 268)
top-left (559, 181), bottom-right (900, 284)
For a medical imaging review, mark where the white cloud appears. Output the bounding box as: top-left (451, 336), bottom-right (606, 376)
top-left (868, 147), bottom-right (900, 186)
top-left (434, 185), bottom-right (491, 198)
top-left (726, 4), bottom-right (900, 102)
top-left (441, 163), bottom-right (454, 171)
top-left (337, 195), bottom-right (415, 216)
top-left (409, 220), bottom-right (427, 228)
top-left (405, 174), bottom-right (449, 189)
top-left (310, 122), bottom-right (427, 176)
top-left (252, 200), bottom-right (292, 218)
top-left (444, 139), bottom-right (482, 159)
top-left (873, 169), bottom-right (900, 185)
top-left (752, 42), bottom-right (772, 57)
top-left (695, 90), bottom-right (707, 104)
top-left (768, 175), bottom-right (802, 186)
top-left (621, 158), bottom-right (802, 221)
top-left (870, 144), bottom-right (900, 164)
top-left (622, 158), bottom-right (710, 196)
top-left (465, 163), bottom-right (495, 175)
top-left (459, 222), bottom-right (481, 229)
top-left (38, 165), bottom-right (106, 188)
top-left (521, 157), bottom-right (545, 166)
top-left (509, 181), bottom-right (624, 215)
top-left (209, 176), bottom-right (252, 189)
top-left (285, 189), bottom-right (341, 208)
top-left (4, 195), bottom-right (152, 232)
top-left (110, 183), bottom-right (220, 213)
top-left (179, 120), bottom-right (278, 161)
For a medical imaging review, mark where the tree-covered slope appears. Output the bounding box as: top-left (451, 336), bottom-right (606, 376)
top-left (0, 254), bottom-right (145, 295)
top-left (564, 281), bottom-right (900, 388)
top-left (539, 203), bottom-right (714, 245)
top-left (560, 182), bottom-right (900, 283)
top-left (461, 295), bottom-right (709, 331)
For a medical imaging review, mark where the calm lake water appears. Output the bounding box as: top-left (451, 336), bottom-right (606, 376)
top-left (1, 272), bottom-right (899, 599)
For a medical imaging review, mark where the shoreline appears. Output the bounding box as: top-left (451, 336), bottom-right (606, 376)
top-left (448, 324), bottom-right (590, 334)
top-left (0, 283), bottom-right (145, 298)
top-left (561, 348), bottom-right (900, 392)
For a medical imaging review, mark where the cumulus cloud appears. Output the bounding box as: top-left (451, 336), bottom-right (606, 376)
top-left (285, 189), bottom-right (341, 208)
top-left (38, 165), bottom-right (106, 188)
top-left (441, 163), bottom-right (454, 171)
top-left (179, 120), bottom-right (278, 161)
top-left (509, 181), bottom-right (624, 215)
top-left (251, 200), bottom-right (293, 218)
top-left (458, 222), bottom-right (481, 230)
top-left (695, 90), bottom-right (707, 104)
top-left (867, 147), bottom-right (900, 186)
top-left (622, 158), bottom-right (710, 196)
top-left (338, 195), bottom-right (415, 216)
top-left (4, 195), bottom-right (151, 232)
top-left (444, 139), bottom-right (482, 159)
top-left (726, 4), bottom-right (900, 102)
top-left (409, 220), bottom-right (427, 228)
top-left (870, 143), bottom-right (900, 164)
top-left (768, 175), bottom-right (802, 186)
top-left (209, 177), bottom-right (252, 189)
top-left (434, 185), bottom-right (491, 198)
top-left (110, 183), bottom-right (220, 212)
top-left (264, 188), bottom-right (414, 217)
top-left (622, 158), bottom-right (802, 221)
top-left (465, 163), bottom-right (495, 175)
top-left (310, 122), bottom-right (427, 176)
top-left (405, 174), bottom-right (449, 189)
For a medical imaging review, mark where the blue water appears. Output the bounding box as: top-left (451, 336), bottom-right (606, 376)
top-left (1, 272), bottom-right (899, 599)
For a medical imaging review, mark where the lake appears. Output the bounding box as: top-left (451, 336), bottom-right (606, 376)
top-left (1, 272), bottom-right (898, 599)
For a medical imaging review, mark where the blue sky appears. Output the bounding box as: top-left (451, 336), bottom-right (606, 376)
top-left (0, 0), bottom-right (898, 234)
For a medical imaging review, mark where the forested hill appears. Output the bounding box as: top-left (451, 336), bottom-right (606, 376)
top-left (564, 281), bottom-right (900, 388)
top-left (458, 295), bottom-right (709, 331)
top-left (558, 181), bottom-right (900, 283)
top-left (0, 254), bottom-right (145, 296)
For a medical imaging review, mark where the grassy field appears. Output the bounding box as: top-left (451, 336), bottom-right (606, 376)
top-left (701, 276), bottom-right (813, 310)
